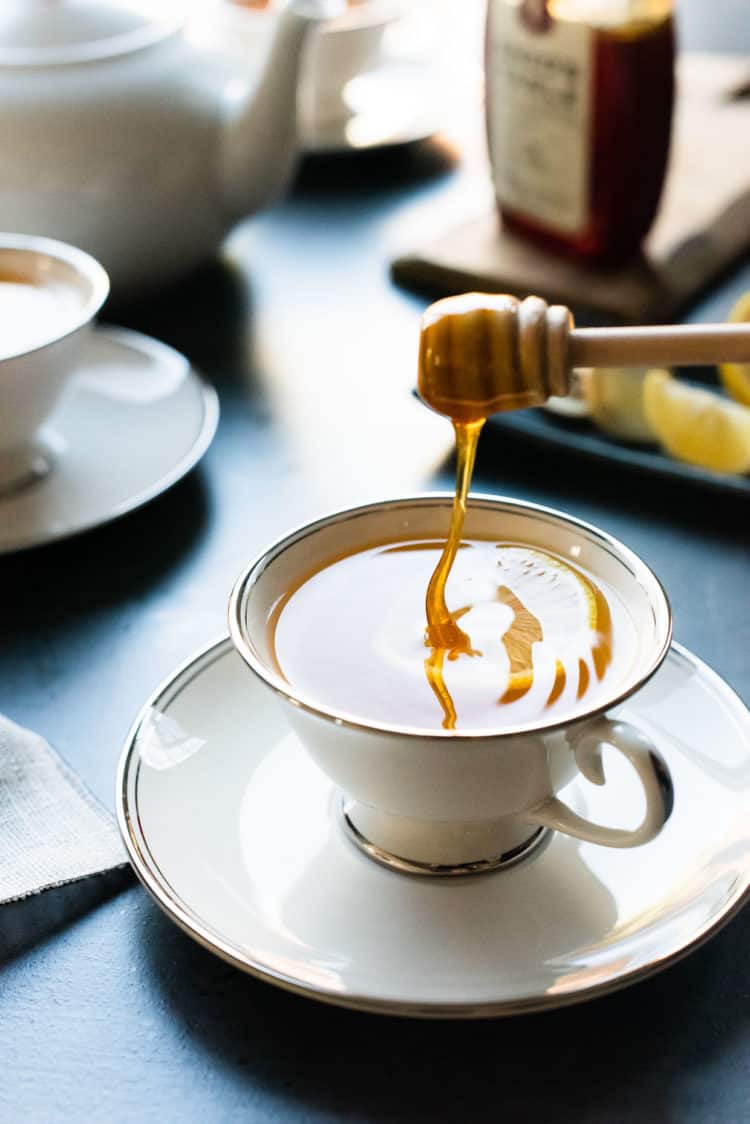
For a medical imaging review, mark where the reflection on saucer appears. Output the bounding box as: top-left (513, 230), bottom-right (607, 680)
top-left (74, 331), bottom-right (190, 403)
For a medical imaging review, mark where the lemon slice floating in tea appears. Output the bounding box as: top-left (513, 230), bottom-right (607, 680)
top-left (643, 369), bottom-right (750, 474)
top-left (719, 291), bottom-right (750, 407)
top-left (494, 546), bottom-right (600, 702)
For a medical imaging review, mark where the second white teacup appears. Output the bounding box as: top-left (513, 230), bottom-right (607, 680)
top-left (304, 0), bottom-right (398, 124)
top-left (214, 0), bottom-right (399, 127)
top-left (229, 496), bottom-right (674, 875)
top-left (0, 232), bottom-right (109, 493)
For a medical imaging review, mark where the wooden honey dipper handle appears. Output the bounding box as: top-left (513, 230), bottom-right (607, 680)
top-left (570, 323), bottom-right (750, 369)
top-left (417, 294), bottom-right (750, 422)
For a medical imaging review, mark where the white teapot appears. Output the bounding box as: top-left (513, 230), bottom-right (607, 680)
top-left (0, 0), bottom-right (339, 290)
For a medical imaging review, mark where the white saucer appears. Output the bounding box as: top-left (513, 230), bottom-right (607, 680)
top-left (0, 327), bottom-right (218, 554)
top-left (117, 638), bottom-right (750, 1018)
top-left (301, 60), bottom-right (446, 154)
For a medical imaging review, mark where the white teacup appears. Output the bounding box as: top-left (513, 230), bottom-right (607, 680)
top-left (215, 1), bottom-right (399, 127)
top-left (229, 496), bottom-right (674, 875)
top-left (304, 0), bottom-right (398, 124)
top-left (0, 233), bottom-right (109, 493)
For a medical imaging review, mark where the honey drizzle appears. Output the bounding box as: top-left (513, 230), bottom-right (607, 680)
top-left (424, 419), bottom-right (485, 655)
top-left (424, 419), bottom-right (484, 729)
top-left (592, 584), bottom-right (613, 680)
top-left (497, 585), bottom-right (543, 678)
top-left (547, 663), bottom-right (566, 706)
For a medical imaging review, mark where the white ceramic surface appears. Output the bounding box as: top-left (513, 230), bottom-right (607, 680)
top-left (0, 326), bottom-right (218, 554)
top-left (213, 0), bottom-right (400, 127)
top-left (0, 0), bottom-right (337, 290)
top-left (301, 59), bottom-right (445, 152)
top-left (229, 495), bottom-right (673, 867)
top-left (303, 0), bottom-right (396, 123)
top-left (206, 3), bottom-right (451, 153)
top-left (0, 234), bottom-right (110, 491)
top-left (118, 636), bottom-right (750, 1017)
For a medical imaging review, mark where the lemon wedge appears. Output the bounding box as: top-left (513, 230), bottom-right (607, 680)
top-left (495, 546), bottom-right (597, 698)
top-left (719, 291), bottom-right (750, 407)
top-left (643, 369), bottom-right (750, 474)
top-left (581, 366), bottom-right (656, 443)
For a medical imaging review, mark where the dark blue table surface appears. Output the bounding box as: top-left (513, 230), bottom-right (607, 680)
top-left (1, 6), bottom-right (749, 1121)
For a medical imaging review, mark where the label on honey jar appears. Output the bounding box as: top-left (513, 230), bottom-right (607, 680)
top-left (487, 0), bottom-right (593, 234)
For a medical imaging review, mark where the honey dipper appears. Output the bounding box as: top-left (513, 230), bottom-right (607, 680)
top-left (418, 293), bottom-right (750, 421)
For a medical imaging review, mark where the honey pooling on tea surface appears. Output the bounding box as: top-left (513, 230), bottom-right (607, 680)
top-left (417, 292), bottom-right (610, 729)
top-left (269, 535), bottom-right (617, 732)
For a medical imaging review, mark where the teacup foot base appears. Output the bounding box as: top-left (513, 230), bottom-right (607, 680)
top-left (340, 801), bottom-right (550, 877)
top-left (0, 437), bottom-right (58, 499)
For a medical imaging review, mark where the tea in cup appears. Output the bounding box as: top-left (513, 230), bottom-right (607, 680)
top-left (229, 495), bottom-right (673, 874)
top-left (0, 233), bottom-right (109, 493)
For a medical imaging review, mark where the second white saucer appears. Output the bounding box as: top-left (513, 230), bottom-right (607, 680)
top-left (301, 60), bottom-right (446, 154)
top-left (117, 637), bottom-right (750, 1018)
top-left (0, 326), bottom-right (218, 554)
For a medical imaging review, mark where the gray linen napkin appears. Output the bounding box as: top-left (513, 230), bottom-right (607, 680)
top-left (0, 714), bottom-right (131, 957)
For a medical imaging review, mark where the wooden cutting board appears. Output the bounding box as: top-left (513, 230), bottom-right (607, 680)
top-left (392, 54), bottom-right (750, 323)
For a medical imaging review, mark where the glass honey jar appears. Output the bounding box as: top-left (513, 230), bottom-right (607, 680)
top-left (485, 0), bottom-right (675, 263)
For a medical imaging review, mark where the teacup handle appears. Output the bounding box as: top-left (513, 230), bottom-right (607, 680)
top-left (525, 717), bottom-right (674, 848)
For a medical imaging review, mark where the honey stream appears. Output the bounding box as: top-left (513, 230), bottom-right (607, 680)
top-left (423, 419), bottom-right (613, 728)
top-left (423, 419), bottom-right (484, 728)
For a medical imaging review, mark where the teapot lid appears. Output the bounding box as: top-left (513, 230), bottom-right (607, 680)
top-left (0, 0), bottom-right (184, 66)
